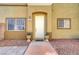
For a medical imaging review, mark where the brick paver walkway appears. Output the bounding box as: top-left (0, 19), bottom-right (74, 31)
top-left (25, 41), bottom-right (58, 55)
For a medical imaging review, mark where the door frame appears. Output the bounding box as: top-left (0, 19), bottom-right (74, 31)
top-left (32, 12), bottom-right (47, 40)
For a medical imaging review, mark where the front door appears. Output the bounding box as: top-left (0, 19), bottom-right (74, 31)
top-left (33, 13), bottom-right (46, 40)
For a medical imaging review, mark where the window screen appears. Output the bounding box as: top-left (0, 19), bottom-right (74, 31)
top-left (57, 18), bottom-right (71, 29)
top-left (7, 18), bottom-right (25, 31)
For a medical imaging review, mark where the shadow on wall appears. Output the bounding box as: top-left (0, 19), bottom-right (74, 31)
top-left (70, 35), bottom-right (79, 39)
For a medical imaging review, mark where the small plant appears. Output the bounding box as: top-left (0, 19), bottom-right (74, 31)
top-left (45, 32), bottom-right (49, 36)
top-left (27, 32), bottom-right (32, 35)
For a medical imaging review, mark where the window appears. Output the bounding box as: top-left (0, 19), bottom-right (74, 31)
top-left (16, 18), bottom-right (25, 30)
top-left (57, 18), bottom-right (71, 29)
top-left (7, 18), bottom-right (15, 30)
top-left (7, 18), bottom-right (25, 31)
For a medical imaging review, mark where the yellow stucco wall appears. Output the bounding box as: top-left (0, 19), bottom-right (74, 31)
top-left (0, 3), bottom-right (79, 40)
top-left (27, 5), bottom-right (52, 32)
top-left (52, 3), bottom-right (79, 39)
top-left (0, 6), bottom-right (28, 40)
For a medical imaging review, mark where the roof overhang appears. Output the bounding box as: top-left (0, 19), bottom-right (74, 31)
top-left (0, 3), bottom-right (28, 6)
top-left (28, 3), bottom-right (52, 5)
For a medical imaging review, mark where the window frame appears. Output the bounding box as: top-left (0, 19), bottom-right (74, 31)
top-left (57, 18), bottom-right (71, 29)
top-left (6, 18), bottom-right (26, 31)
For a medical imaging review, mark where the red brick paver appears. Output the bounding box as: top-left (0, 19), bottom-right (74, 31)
top-left (0, 39), bottom-right (79, 55)
top-left (50, 39), bottom-right (79, 55)
top-left (25, 41), bottom-right (58, 55)
top-left (0, 40), bottom-right (30, 46)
